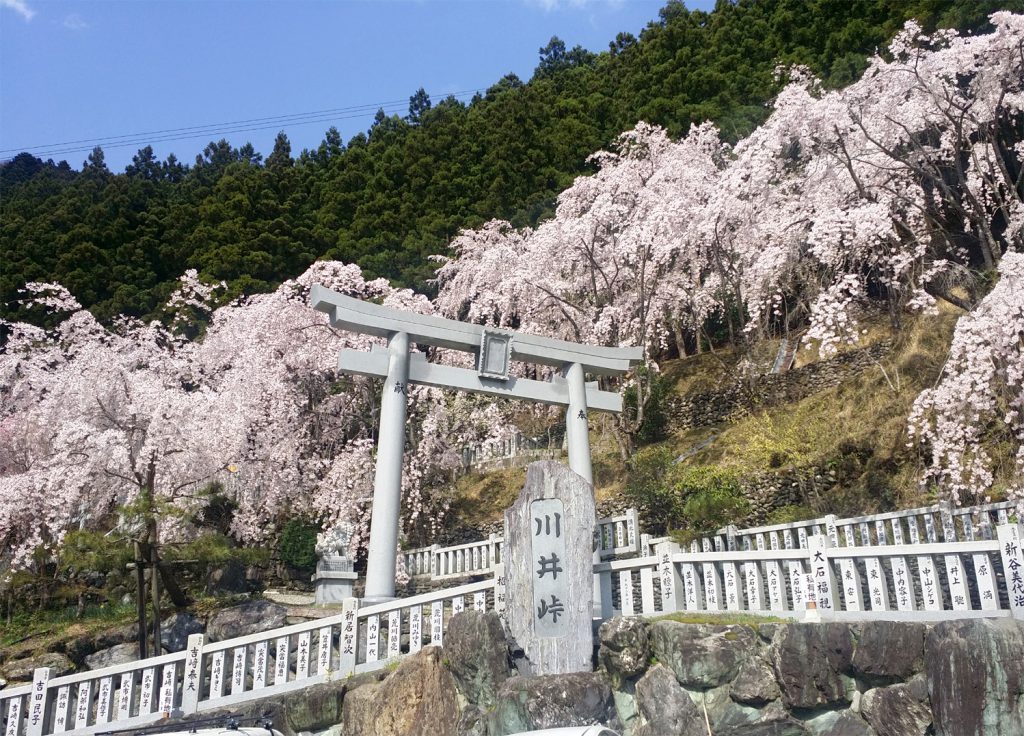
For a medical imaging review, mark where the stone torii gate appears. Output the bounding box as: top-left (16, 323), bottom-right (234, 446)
top-left (311, 285), bottom-right (642, 601)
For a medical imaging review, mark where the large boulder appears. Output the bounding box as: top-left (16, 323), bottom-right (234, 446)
top-left (860, 683), bottom-right (931, 736)
top-left (59, 622), bottom-right (137, 666)
top-left (341, 646), bottom-right (460, 736)
top-left (805, 710), bottom-right (876, 736)
top-left (649, 622), bottom-right (758, 688)
top-left (205, 559), bottom-right (249, 595)
top-left (598, 616), bottom-right (650, 685)
top-left (488, 672), bottom-right (616, 736)
top-left (703, 683), bottom-right (767, 734)
top-left (926, 618), bottom-right (1024, 736)
top-left (631, 664), bottom-right (705, 736)
top-left (205, 600), bottom-right (288, 642)
top-left (771, 623), bottom-right (853, 709)
top-left (278, 677), bottom-right (347, 733)
top-left (443, 610), bottom-right (510, 708)
top-left (161, 612), bottom-right (204, 653)
top-left (84, 643), bottom-right (138, 670)
top-left (731, 657), bottom-right (782, 707)
top-left (850, 621), bottom-right (925, 684)
top-left (0, 652), bottom-right (74, 682)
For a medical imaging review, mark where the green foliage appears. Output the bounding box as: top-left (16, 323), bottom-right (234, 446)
top-left (654, 611), bottom-right (786, 626)
top-left (58, 530), bottom-right (135, 575)
top-left (277, 518), bottom-right (319, 571)
top-left (1, 602), bottom-right (136, 648)
top-left (624, 366), bottom-right (670, 445)
top-left (675, 467), bottom-right (749, 540)
top-left (625, 445), bottom-right (680, 533)
top-left (764, 504), bottom-right (816, 526)
top-left (166, 532), bottom-right (270, 567)
top-left (626, 447), bottom-right (749, 536)
top-left (4, 0), bottom-right (1008, 325)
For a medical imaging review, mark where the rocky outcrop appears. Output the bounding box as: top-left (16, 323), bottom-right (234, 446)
top-left (771, 623), bottom-right (853, 709)
top-left (650, 621), bottom-right (757, 688)
top-left (205, 600), bottom-right (288, 642)
top-left (0, 652), bottom-right (74, 682)
top-left (84, 642), bottom-right (138, 670)
top-left (443, 610), bottom-right (511, 708)
top-left (805, 709), bottom-right (876, 736)
top-left (160, 612), bottom-right (204, 652)
top-left (598, 616), bottom-right (650, 685)
top-left (731, 656), bottom-right (782, 707)
top-left (343, 646), bottom-right (461, 736)
top-left (850, 620), bottom-right (925, 684)
top-left (633, 664), bottom-right (705, 736)
top-left (488, 672), bottom-right (616, 736)
top-left (860, 682), bottom-right (931, 736)
top-left (926, 618), bottom-right (1024, 736)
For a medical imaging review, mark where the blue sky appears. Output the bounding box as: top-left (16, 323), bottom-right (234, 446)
top-left (1, 0), bottom-right (715, 172)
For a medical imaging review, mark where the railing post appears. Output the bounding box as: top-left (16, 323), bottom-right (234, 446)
top-left (807, 534), bottom-right (838, 616)
top-left (181, 634), bottom-right (204, 715)
top-left (26, 667), bottom-right (54, 736)
top-left (824, 515), bottom-right (840, 548)
top-left (626, 508), bottom-right (639, 554)
top-left (996, 522), bottom-right (1024, 620)
top-left (725, 525), bottom-right (738, 552)
top-left (939, 502), bottom-right (970, 610)
top-left (655, 541), bottom-right (684, 613)
top-left (339, 597), bottom-right (359, 676)
top-left (5, 691), bottom-right (24, 736)
top-left (493, 563), bottom-right (507, 617)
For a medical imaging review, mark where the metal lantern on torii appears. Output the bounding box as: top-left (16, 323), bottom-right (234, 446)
top-left (311, 285), bottom-right (642, 602)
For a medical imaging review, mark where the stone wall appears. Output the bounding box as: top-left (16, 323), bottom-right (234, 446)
top-left (190, 610), bottom-right (1024, 736)
top-left (666, 342), bottom-right (893, 431)
top-left (16, 592), bottom-right (1016, 736)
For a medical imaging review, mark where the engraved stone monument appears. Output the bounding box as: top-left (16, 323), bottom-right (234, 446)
top-left (313, 522), bottom-right (358, 605)
top-left (504, 461), bottom-right (595, 675)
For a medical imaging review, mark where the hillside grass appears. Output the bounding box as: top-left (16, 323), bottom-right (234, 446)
top-left (442, 305), bottom-right (1019, 533)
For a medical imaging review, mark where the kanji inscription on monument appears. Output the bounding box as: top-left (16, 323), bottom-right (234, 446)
top-left (531, 498), bottom-right (568, 636)
top-left (505, 461), bottom-right (594, 674)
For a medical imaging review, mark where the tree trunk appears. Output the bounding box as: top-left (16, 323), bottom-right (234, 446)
top-left (135, 541), bottom-right (148, 659)
top-left (149, 527), bottom-right (161, 656)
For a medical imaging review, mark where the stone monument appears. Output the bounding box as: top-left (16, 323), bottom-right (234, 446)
top-left (504, 461), bottom-right (595, 675)
top-left (312, 522), bottom-right (358, 605)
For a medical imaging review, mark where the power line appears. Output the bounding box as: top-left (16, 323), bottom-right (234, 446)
top-left (1, 88), bottom-right (487, 159)
top-left (31, 103), bottom-right (409, 159)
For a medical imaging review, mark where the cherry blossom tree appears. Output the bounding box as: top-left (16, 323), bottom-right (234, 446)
top-left (436, 13), bottom-right (1023, 494)
top-left (0, 263), bottom-right (507, 587)
top-left (908, 252), bottom-right (1024, 514)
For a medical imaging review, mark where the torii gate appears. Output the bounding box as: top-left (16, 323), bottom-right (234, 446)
top-left (311, 285), bottom-right (643, 601)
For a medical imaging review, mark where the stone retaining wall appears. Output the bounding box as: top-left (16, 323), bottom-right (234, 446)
top-left (666, 342), bottom-right (893, 431)
top-left (185, 611), bottom-right (1024, 736)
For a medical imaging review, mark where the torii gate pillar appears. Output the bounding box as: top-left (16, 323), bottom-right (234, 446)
top-left (564, 361), bottom-right (592, 485)
top-left (312, 285), bottom-right (642, 603)
top-left (363, 331), bottom-right (411, 602)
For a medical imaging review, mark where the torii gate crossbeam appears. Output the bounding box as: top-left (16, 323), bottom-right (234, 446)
top-left (312, 285), bottom-right (642, 602)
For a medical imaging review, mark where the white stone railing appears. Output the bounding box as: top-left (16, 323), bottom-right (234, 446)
top-left (641, 499), bottom-right (1016, 556)
top-left (0, 576), bottom-right (504, 736)
top-left (600, 522), bottom-right (1024, 622)
top-left (5, 520), bottom-right (1021, 736)
top-left (457, 429), bottom-right (561, 472)
top-left (403, 508), bottom-right (640, 580)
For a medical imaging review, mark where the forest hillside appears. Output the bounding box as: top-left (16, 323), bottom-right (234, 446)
top-left (0, 2), bottom-right (1022, 623)
top-left (2, 0), bottom-right (1019, 321)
